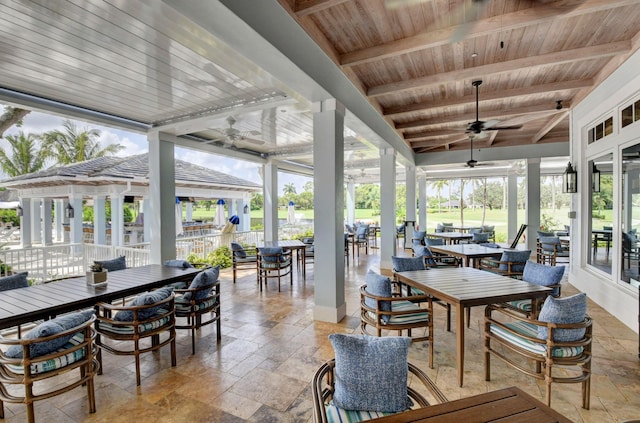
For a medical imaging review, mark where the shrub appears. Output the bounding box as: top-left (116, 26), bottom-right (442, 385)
top-left (206, 246), bottom-right (232, 269)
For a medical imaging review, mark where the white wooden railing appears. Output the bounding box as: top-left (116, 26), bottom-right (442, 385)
top-left (0, 229), bottom-right (273, 284)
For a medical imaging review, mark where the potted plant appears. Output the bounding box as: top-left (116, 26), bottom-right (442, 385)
top-left (87, 263), bottom-right (108, 285)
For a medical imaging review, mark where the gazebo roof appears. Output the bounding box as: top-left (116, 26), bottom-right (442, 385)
top-left (0, 154), bottom-right (261, 194)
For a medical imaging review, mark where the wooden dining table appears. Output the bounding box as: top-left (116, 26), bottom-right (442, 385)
top-left (428, 243), bottom-right (505, 267)
top-left (394, 267), bottom-right (552, 387)
top-left (0, 264), bottom-right (200, 330)
top-left (369, 386), bottom-right (573, 422)
top-left (426, 232), bottom-right (473, 244)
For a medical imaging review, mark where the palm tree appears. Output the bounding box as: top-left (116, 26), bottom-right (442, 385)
top-left (430, 180), bottom-right (448, 213)
top-left (0, 106), bottom-right (30, 138)
top-left (283, 182), bottom-right (297, 195)
top-left (0, 132), bottom-right (48, 177)
top-left (42, 119), bottom-right (123, 164)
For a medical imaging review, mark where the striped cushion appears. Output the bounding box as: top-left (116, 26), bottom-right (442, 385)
top-left (99, 313), bottom-right (171, 335)
top-left (325, 403), bottom-right (393, 422)
top-left (175, 296), bottom-right (217, 312)
top-left (6, 333), bottom-right (86, 375)
top-left (261, 259), bottom-right (291, 269)
top-left (508, 299), bottom-right (532, 312)
top-left (367, 301), bottom-right (429, 325)
top-left (489, 321), bottom-right (584, 357)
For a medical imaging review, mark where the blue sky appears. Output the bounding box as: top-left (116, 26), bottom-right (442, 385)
top-left (0, 108), bottom-right (311, 195)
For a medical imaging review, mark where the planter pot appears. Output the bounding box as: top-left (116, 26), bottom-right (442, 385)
top-left (86, 270), bottom-right (108, 285)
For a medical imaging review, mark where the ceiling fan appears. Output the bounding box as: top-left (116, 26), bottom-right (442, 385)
top-left (465, 135), bottom-right (490, 168)
top-left (464, 79), bottom-right (523, 136)
top-left (211, 116), bottom-right (264, 148)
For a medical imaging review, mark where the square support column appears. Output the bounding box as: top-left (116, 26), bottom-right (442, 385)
top-left (526, 159), bottom-right (541, 252)
top-left (263, 162), bottom-right (278, 242)
top-left (19, 198), bottom-right (32, 248)
top-left (380, 148), bottom-right (397, 272)
top-left (508, 173), bottom-right (518, 243)
top-left (418, 173), bottom-right (427, 231)
top-left (148, 132), bottom-right (177, 264)
top-left (312, 99), bottom-right (346, 323)
top-left (94, 196), bottom-right (107, 245)
top-left (42, 199), bottom-right (53, 246)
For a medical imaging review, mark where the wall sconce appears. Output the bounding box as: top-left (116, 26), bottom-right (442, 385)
top-left (243, 204), bottom-right (249, 214)
top-left (65, 203), bottom-right (75, 219)
top-left (562, 161), bottom-right (577, 193)
top-left (591, 162), bottom-right (601, 193)
top-left (15, 205), bottom-right (23, 217)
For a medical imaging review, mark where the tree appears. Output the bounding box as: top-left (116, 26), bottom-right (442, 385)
top-left (430, 180), bottom-right (448, 213)
top-left (0, 132), bottom-right (48, 177)
top-left (251, 192), bottom-right (263, 210)
top-left (283, 182), bottom-right (297, 195)
top-left (42, 119), bottom-right (123, 164)
top-left (0, 106), bottom-right (30, 138)
top-left (459, 179), bottom-right (466, 225)
top-left (302, 181), bottom-right (313, 192)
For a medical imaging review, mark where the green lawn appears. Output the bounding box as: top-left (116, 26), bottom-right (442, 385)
top-left (187, 206), bottom-right (612, 243)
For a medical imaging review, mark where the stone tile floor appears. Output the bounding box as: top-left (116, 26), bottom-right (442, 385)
top-left (2, 251), bottom-right (639, 422)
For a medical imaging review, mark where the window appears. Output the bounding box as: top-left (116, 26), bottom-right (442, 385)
top-left (621, 144), bottom-right (640, 285)
top-left (587, 154), bottom-right (613, 274)
top-left (587, 116), bottom-right (614, 144)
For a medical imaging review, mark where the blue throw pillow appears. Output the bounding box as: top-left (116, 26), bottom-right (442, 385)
top-left (95, 256), bottom-right (126, 272)
top-left (164, 260), bottom-right (193, 269)
top-left (364, 270), bottom-right (392, 322)
top-left (413, 245), bottom-right (436, 266)
top-left (472, 232), bottom-right (489, 243)
top-left (114, 287), bottom-right (173, 321)
top-left (392, 256), bottom-right (425, 272)
top-left (413, 230), bottom-right (426, 240)
top-left (183, 266), bottom-right (219, 301)
top-left (329, 334), bottom-right (411, 413)
top-left (523, 261), bottom-right (564, 296)
top-left (258, 247), bottom-right (284, 263)
top-left (0, 272), bottom-right (29, 291)
top-left (498, 250), bottom-right (531, 272)
top-left (537, 293), bottom-right (587, 342)
top-left (231, 242), bottom-right (247, 258)
top-left (5, 309), bottom-right (94, 358)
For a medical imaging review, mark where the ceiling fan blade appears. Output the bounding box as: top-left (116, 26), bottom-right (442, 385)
top-left (239, 137), bottom-right (265, 146)
top-left (482, 119), bottom-right (501, 129)
top-left (486, 124), bottom-right (523, 131)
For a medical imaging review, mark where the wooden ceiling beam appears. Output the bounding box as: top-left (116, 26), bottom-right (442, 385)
top-left (531, 111), bottom-right (570, 143)
top-left (341, 0), bottom-right (638, 67)
top-left (383, 79), bottom-right (592, 117)
top-left (404, 130), bottom-right (462, 140)
top-left (411, 136), bottom-right (469, 149)
top-left (369, 41), bottom-right (629, 97)
top-left (396, 103), bottom-right (568, 130)
top-left (487, 131), bottom-right (498, 147)
top-left (293, 0), bottom-right (349, 17)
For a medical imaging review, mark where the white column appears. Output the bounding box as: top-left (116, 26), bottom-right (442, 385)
top-left (143, 198), bottom-right (151, 242)
top-left (186, 202), bottom-right (193, 222)
top-left (405, 165), bottom-right (416, 223)
top-left (346, 180), bottom-right (355, 225)
top-left (94, 196), bottom-right (107, 245)
top-left (69, 196), bottom-right (83, 246)
top-left (263, 162), bottom-right (278, 242)
top-left (380, 148), bottom-right (397, 271)
top-left (19, 198), bottom-right (32, 248)
top-left (526, 159), bottom-right (541, 252)
top-left (229, 200), bottom-right (237, 218)
top-left (313, 98), bottom-right (346, 323)
top-left (109, 195), bottom-right (124, 246)
top-left (508, 172), bottom-right (518, 243)
top-left (418, 173), bottom-right (427, 231)
top-left (148, 132), bottom-right (177, 264)
top-left (42, 199), bottom-right (53, 246)
top-left (239, 198), bottom-right (250, 232)
top-left (54, 200), bottom-right (64, 242)
top-left (31, 199), bottom-right (42, 244)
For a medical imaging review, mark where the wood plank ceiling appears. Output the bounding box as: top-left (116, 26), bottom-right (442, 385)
top-left (278, 0), bottom-right (640, 154)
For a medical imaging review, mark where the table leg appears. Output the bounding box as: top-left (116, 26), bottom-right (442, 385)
top-left (301, 247), bottom-right (306, 279)
top-left (456, 303), bottom-right (465, 387)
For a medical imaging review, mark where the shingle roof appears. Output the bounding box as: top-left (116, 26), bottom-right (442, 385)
top-left (0, 153), bottom-right (261, 191)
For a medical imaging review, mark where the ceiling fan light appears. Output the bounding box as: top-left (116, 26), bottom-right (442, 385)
top-left (556, 100), bottom-right (563, 110)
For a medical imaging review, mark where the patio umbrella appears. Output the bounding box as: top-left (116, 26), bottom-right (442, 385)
top-left (175, 198), bottom-right (184, 236)
top-left (287, 201), bottom-right (295, 225)
top-left (214, 199), bottom-right (226, 227)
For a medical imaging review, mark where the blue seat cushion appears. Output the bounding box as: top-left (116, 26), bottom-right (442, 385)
top-left (258, 247), bottom-right (284, 263)
top-left (94, 256), bottom-right (126, 272)
top-left (7, 333), bottom-right (87, 375)
top-left (537, 293), bottom-right (587, 341)
top-left (0, 272), bottom-right (29, 291)
top-left (183, 266), bottom-right (219, 301)
top-left (413, 245), bottom-right (436, 266)
top-left (328, 334), bottom-right (411, 413)
top-left (5, 309), bottom-right (94, 358)
top-left (114, 287), bottom-right (173, 321)
top-left (391, 256), bottom-right (425, 272)
top-left (490, 320), bottom-right (584, 358)
top-left (364, 270), bottom-right (392, 322)
top-left (163, 259), bottom-right (193, 269)
top-left (231, 242), bottom-right (247, 258)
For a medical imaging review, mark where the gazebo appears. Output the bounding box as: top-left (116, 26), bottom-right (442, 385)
top-left (0, 153), bottom-right (261, 247)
